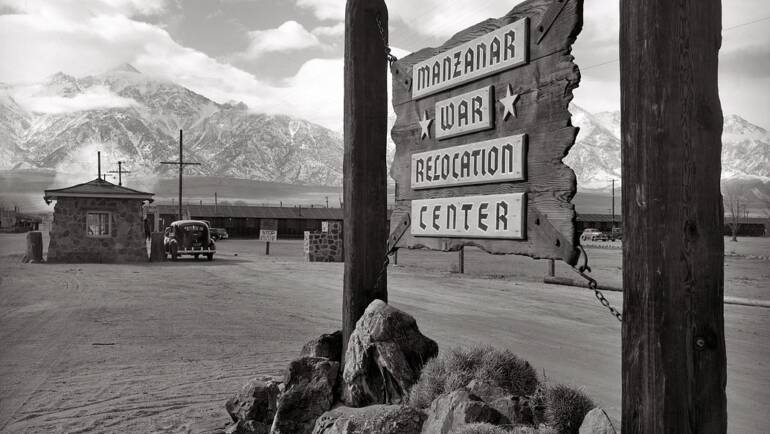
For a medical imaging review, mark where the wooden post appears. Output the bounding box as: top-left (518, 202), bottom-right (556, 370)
top-left (150, 232), bottom-right (165, 261)
top-left (265, 241), bottom-right (270, 256)
top-left (458, 247), bottom-right (465, 274)
top-left (620, 0), bottom-right (726, 432)
top-left (25, 231), bottom-right (43, 263)
top-left (342, 0), bottom-right (389, 359)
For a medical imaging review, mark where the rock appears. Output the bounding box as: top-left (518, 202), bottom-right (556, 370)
top-left (301, 330), bottom-right (343, 362)
top-left (489, 396), bottom-right (535, 426)
top-left (342, 300), bottom-right (438, 406)
top-left (579, 408), bottom-right (617, 434)
top-left (465, 379), bottom-right (508, 402)
top-left (421, 388), bottom-right (509, 434)
top-left (225, 377), bottom-right (282, 424)
top-left (271, 357), bottom-right (340, 434)
top-left (224, 419), bottom-right (267, 434)
top-left (312, 405), bottom-right (425, 434)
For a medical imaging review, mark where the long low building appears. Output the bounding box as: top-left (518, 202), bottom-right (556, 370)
top-left (148, 204), bottom-right (346, 239)
top-left (576, 213), bottom-right (768, 237)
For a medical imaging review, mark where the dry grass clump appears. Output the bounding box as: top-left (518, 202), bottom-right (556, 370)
top-left (532, 384), bottom-right (595, 434)
top-left (456, 423), bottom-right (512, 434)
top-left (457, 423), bottom-right (558, 434)
top-left (408, 345), bottom-right (539, 409)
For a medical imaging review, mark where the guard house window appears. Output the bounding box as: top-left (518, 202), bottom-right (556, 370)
top-left (87, 212), bottom-right (111, 237)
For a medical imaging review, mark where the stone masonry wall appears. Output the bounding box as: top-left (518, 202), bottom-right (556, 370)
top-left (305, 221), bottom-right (343, 262)
top-left (47, 197), bottom-right (148, 263)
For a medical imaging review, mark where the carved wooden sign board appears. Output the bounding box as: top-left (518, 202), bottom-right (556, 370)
top-left (389, 0), bottom-right (583, 265)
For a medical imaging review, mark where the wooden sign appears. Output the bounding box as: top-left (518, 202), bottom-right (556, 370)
top-left (389, 0), bottom-right (582, 265)
top-left (411, 134), bottom-right (526, 190)
top-left (412, 193), bottom-right (525, 239)
top-left (259, 229), bottom-right (277, 242)
top-left (435, 86), bottom-right (494, 139)
top-left (412, 18), bottom-right (529, 99)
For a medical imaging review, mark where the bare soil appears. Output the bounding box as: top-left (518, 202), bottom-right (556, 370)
top-left (0, 234), bottom-right (768, 433)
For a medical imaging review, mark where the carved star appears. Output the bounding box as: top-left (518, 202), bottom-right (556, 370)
top-left (499, 85), bottom-right (520, 120)
top-left (418, 110), bottom-right (433, 140)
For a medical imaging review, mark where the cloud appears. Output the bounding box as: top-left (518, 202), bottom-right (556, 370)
top-left (312, 23), bottom-right (344, 38)
top-left (239, 21), bottom-right (323, 60)
top-left (14, 85), bottom-right (140, 113)
top-left (0, 0), bottom-right (166, 18)
top-left (295, 0), bottom-right (343, 21)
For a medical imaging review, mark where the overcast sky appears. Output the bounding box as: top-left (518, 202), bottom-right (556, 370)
top-left (1, 0), bottom-right (768, 130)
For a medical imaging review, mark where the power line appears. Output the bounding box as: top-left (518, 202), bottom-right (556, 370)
top-left (577, 14), bottom-right (770, 72)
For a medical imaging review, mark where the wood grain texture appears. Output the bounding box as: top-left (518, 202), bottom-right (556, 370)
top-left (342, 0), bottom-right (389, 361)
top-left (390, 0), bottom-right (583, 265)
top-left (620, 0), bottom-right (727, 432)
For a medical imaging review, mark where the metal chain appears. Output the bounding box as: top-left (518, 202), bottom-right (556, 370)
top-left (375, 14), bottom-right (398, 65)
top-left (572, 246), bottom-right (623, 322)
top-left (372, 254), bottom-right (390, 293)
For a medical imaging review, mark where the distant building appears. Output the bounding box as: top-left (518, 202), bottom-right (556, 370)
top-left (576, 213), bottom-right (768, 237)
top-left (148, 204), bottom-right (347, 239)
top-left (0, 207), bottom-right (42, 232)
top-left (44, 178), bottom-right (154, 262)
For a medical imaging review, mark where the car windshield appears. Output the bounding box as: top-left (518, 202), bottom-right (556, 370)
top-left (181, 225), bottom-right (206, 232)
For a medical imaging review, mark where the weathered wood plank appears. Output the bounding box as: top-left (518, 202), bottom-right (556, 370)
top-left (620, 0), bottom-right (727, 432)
top-left (390, 0), bottom-right (582, 265)
top-left (342, 0), bottom-right (389, 360)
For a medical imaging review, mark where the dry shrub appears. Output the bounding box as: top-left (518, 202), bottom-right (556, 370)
top-left (456, 423), bottom-right (559, 434)
top-left (540, 384), bottom-right (595, 434)
top-left (408, 345), bottom-right (539, 409)
top-left (456, 423), bottom-right (512, 434)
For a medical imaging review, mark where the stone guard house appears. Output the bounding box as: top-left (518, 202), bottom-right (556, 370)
top-left (44, 178), bottom-right (154, 263)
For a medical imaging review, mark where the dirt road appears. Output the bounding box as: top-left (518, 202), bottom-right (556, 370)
top-left (0, 237), bottom-right (768, 432)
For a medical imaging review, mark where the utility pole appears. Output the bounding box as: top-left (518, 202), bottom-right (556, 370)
top-left (108, 161), bottom-right (131, 186)
top-left (161, 130), bottom-right (201, 221)
top-left (621, 0), bottom-right (726, 432)
top-left (610, 178), bottom-right (616, 233)
top-left (342, 0), bottom-right (389, 361)
top-left (215, 192), bottom-right (218, 217)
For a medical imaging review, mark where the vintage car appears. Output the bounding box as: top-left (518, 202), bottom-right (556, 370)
top-left (210, 228), bottom-right (229, 240)
top-left (164, 220), bottom-right (216, 261)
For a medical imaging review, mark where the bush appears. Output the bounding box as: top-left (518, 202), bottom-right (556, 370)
top-left (456, 423), bottom-right (512, 434)
top-left (456, 423), bottom-right (559, 434)
top-left (539, 384), bottom-right (595, 434)
top-left (408, 345), bottom-right (539, 409)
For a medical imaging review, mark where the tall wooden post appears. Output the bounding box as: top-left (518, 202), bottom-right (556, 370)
top-left (178, 130), bottom-right (183, 221)
top-left (342, 0), bottom-right (389, 358)
top-left (620, 0), bottom-right (726, 432)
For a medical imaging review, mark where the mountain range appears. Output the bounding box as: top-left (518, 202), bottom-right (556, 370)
top-left (1, 65), bottom-right (769, 195)
top-left (0, 64), bottom-right (343, 186)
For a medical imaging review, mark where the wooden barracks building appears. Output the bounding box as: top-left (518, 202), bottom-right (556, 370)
top-left (147, 204), bottom-right (346, 239)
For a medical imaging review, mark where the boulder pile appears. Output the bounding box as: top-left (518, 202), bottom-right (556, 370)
top-left (223, 299), bottom-right (615, 434)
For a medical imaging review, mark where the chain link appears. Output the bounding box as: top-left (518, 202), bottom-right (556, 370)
top-left (572, 246), bottom-right (623, 322)
top-left (372, 254), bottom-right (390, 294)
top-left (375, 14), bottom-right (398, 65)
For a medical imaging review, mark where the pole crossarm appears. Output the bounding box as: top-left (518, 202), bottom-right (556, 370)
top-left (159, 130), bottom-right (201, 221)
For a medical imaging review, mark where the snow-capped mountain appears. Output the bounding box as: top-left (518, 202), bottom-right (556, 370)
top-left (567, 104), bottom-right (770, 191)
top-left (0, 64), bottom-right (343, 185)
top-left (1, 65), bottom-right (768, 192)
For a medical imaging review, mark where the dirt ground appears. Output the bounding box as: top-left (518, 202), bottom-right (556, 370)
top-left (0, 234), bottom-right (768, 433)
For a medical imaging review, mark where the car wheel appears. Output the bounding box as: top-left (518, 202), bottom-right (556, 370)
top-left (194, 254), bottom-right (200, 259)
top-left (207, 253), bottom-right (214, 261)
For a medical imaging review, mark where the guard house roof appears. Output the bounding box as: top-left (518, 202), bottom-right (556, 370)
top-left (44, 178), bottom-right (154, 205)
